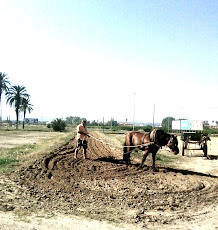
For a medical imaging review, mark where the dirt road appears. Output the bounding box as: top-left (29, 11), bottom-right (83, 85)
top-left (0, 132), bottom-right (217, 229)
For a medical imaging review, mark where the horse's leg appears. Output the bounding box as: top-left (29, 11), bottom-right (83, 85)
top-left (124, 133), bottom-right (134, 165)
top-left (123, 143), bottom-right (128, 161)
top-left (123, 144), bottom-right (130, 164)
top-left (124, 146), bottom-right (132, 165)
top-left (127, 147), bottom-right (135, 165)
top-left (140, 148), bottom-right (149, 168)
top-left (152, 151), bottom-right (159, 172)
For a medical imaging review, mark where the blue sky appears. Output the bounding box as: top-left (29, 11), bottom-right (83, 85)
top-left (0, 0), bottom-right (217, 123)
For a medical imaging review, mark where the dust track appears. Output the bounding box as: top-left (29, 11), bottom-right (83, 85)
top-left (2, 132), bottom-right (218, 229)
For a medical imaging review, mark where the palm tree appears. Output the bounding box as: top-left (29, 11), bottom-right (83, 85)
top-left (0, 72), bottom-right (11, 125)
top-left (21, 97), bottom-right (33, 129)
top-left (5, 85), bottom-right (29, 129)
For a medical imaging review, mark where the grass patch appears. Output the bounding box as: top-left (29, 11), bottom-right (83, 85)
top-left (0, 143), bottom-right (40, 172)
top-left (80, 206), bottom-right (124, 223)
top-left (131, 148), bottom-right (176, 164)
top-left (0, 124), bottom-right (76, 132)
top-left (0, 158), bottom-right (19, 166)
top-left (156, 153), bottom-right (175, 163)
top-left (0, 130), bottom-right (75, 173)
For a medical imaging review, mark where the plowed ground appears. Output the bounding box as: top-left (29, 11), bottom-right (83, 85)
top-left (2, 132), bottom-right (218, 229)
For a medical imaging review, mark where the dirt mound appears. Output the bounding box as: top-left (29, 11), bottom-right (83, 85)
top-left (6, 133), bottom-right (218, 228)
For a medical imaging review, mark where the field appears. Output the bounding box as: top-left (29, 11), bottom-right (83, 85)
top-left (0, 128), bottom-right (218, 230)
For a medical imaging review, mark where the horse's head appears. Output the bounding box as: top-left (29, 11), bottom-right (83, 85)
top-left (167, 135), bottom-right (179, 155)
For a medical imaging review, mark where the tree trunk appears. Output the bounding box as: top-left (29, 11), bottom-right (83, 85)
top-left (23, 111), bottom-right (26, 129)
top-left (16, 109), bottom-right (19, 129)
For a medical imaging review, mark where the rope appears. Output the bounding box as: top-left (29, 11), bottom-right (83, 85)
top-left (88, 134), bottom-right (158, 149)
top-left (92, 134), bottom-right (126, 140)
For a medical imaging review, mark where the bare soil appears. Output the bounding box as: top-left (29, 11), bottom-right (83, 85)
top-left (0, 132), bottom-right (218, 229)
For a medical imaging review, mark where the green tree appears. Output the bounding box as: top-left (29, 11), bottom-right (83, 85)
top-left (52, 118), bottom-right (66, 132)
top-left (0, 72), bottom-right (11, 124)
top-left (106, 118), bottom-right (118, 126)
top-left (66, 116), bottom-right (74, 125)
top-left (90, 120), bottom-right (98, 126)
top-left (72, 116), bottom-right (82, 125)
top-left (21, 97), bottom-right (33, 129)
top-left (5, 85), bottom-right (29, 129)
top-left (66, 116), bottom-right (90, 125)
top-left (142, 125), bottom-right (153, 132)
top-left (161, 116), bottom-right (175, 132)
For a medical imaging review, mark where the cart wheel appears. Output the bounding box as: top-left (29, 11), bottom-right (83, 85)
top-left (203, 143), bottom-right (207, 157)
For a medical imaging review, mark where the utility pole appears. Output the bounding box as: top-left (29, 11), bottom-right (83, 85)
top-left (133, 93), bottom-right (135, 131)
top-left (111, 117), bottom-right (112, 132)
top-left (153, 104), bottom-right (155, 129)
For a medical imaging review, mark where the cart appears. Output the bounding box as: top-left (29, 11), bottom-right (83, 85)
top-left (181, 131), bottom-right (210, 157)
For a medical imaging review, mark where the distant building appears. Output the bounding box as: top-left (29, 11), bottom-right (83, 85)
top-left (119, 122), bottom-right (133, 126)
top-left (25, 118), bottom-right (38, 124)
top-left (119, 121), bottom-right (160, 127)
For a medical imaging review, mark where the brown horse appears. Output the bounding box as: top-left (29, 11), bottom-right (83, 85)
top-left (123, 129), bottom-right (179, 171)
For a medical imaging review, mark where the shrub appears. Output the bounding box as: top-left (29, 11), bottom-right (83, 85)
top-left (52, 118), bottom-right (66, 132)
top-left (47, 123), bottom-right (52, 128)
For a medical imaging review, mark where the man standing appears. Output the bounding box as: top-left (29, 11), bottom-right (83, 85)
top-left (74, 120), bottom-right (90, 159)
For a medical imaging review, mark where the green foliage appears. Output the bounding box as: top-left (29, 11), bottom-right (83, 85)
top-left (5, 85), bottom-right (30, 129)
top-left (21, 98), bottom-right (33, 129)
top-left (101, 125), bottom-right (153, 132)
top-left (161, 116), bottom-right (175, 132)
top-left (203, 127), bottom-right (218, 135)
top-left (66, 116), bottom-right (87, 125)
top-left (52, 118), bottom-right (66, 132)
top-left (47, 123), bottom-right (52, 128)
top-left (0, 72), bottom-right (11, 99)
top-left (105, 119), bottom-right (118, 126)
top-left (142, 125), bottom-right (153, 132)
top-left (90, 120), bottom-right (98, 126)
